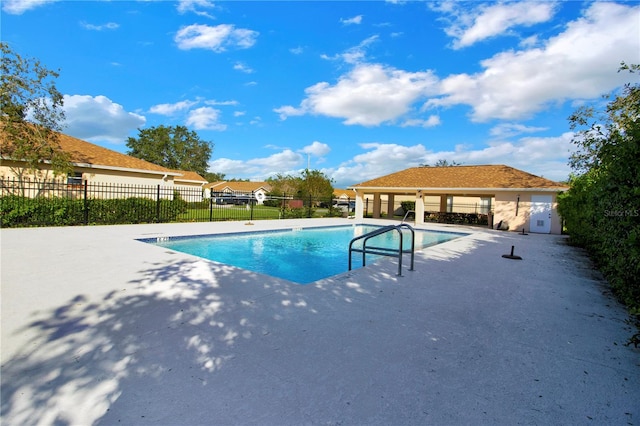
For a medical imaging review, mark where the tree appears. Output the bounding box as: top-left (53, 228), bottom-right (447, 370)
top-left (266, 173), bottom-right (303, 196)
top-left (204, 172), bottom-right (225, 182)
top-left (0, 42), bottom-right (72, 187)
top-left (266, 170), bottom-right (334, 201)
top-left (420, 159), bottom-right (462, 167)
top-left (126, 125), bottom-right (213, 176)
top-left (299, 169), bottom-right (334, 202)
top-left (558, 62), bottom-right (640, 323)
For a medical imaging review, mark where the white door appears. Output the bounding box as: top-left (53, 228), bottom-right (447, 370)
top-left (530, 195), bottom-right (552, 233)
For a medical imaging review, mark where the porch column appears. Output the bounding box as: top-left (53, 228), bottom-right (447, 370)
top-left (354, 191), bottom-right (365, 221)
top-left (387, 194), bottom-right (395, 218)
top-left (415, 191), bottom-right (425, 224)
top-left (372, 193), bottom-right (381, 218)
top-left (439, 194), bottom-right (448, 212)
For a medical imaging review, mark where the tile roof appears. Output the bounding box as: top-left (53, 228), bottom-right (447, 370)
top-left (351, 165), bottom-right (568, 190)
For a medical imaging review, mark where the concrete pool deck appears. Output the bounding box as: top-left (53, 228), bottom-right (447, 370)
top-left (1, 219), bottom-right (638, 425)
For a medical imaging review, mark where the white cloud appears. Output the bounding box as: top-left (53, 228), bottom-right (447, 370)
top-left (1, 0), bottom-right (57, 14)
top-left (444, 2), bottom-right (557, 49)
top-left (204, 99), bottom-right (239, 106)
top-left (209, 150), bottom-right (303, 178)
top-left (62, 94), bottom-right (145, 144)
top-left (233, 62), bottom-right (254, 74)
top-left (341, 15), bottom-right (363, 25)
top-left (276, 63), bottom-right (438, 126)
top-left (290, 46), bottom-right (304, 55)
top-left (149, 99), bottom-right (236, 130)
top-left (327, 142), bottom-right (431, 186)
top-left (273, 105), bottom-right (305, 120)
top-left (300, 141), bottom-right (331, 157)
top-left (177, 0), bottom-right (216, 18)
top-left (401, 115), bottom-right (441, 128)
top-left (186, 107), bottom-right (227, 131)
top-left (321, 35), bottom-right (379, 64)
top-left (149, 100), bottom-right (197, 115)
top-left (80, 21), bottom-right (119, 31)
top-left (426, 2), bottom-right (640, 122)
top-left (174, 24), bottom-right (258, 52)
top-left (489, 123), bottom-right (547, 139)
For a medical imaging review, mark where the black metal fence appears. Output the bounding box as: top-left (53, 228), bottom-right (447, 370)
top-left (1, 178), bottom-right (493, 228)
top-left (0, 178), bottom-right (350, 228)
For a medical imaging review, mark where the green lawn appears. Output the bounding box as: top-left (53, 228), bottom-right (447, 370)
top-left (177, 205), bottom-right (280, 221)
top-left (177, 204), bottom-right (338, 222)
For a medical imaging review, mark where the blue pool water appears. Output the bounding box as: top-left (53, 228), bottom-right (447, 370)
top-left (142, 225), bottom-right (463, 284)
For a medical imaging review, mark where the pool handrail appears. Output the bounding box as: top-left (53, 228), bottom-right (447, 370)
top-left (401, 210), bottom-right (415, 223)
top-left (348, 223), bottom-right (415, 276)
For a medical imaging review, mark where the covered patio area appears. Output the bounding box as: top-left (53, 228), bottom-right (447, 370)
top-left (350, 165), bottom-right (569, 234)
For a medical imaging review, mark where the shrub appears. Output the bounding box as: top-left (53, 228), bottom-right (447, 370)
top-left (559, 63), bottom-right (640, 318)
top-left (400, 201), bottom-right (415, 214)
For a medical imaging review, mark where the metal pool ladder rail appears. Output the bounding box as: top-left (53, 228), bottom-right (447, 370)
top-left (348, 224), bottom-right (415, 276)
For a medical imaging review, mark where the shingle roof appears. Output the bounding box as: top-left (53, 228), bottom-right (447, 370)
top-left (334, 188), bottom-right (356, 198)
top-left (169, 169), bottom-right (208, 184)
top-left (351, 165), bottom-right (568, 190)
top-left (1, 127), bottom-right (207, 180)
top-left (55, 132), bottom-right (175, 174)
top-left (205, 181), bottom-right (272, 192)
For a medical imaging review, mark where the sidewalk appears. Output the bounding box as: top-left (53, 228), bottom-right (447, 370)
top-left (1, 219), bottom-right (638, 425)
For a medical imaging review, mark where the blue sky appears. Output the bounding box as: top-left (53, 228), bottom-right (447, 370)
top-left (2, 0), bottom-right (639, 188)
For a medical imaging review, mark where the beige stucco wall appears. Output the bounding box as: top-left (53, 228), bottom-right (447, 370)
top-left (1, 160), bottom-right (64, 181)
top-left (493, 191), bottom-right (563, 234)
top-left (1, 161), bottom-right (172, 186)
top-left (77, 167), bottom-right (173, 186)
top-left (0, 162), bottom-right (204, 201)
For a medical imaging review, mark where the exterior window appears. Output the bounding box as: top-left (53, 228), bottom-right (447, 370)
top-left (446, 196), bottom-right (454, 213)
top-left (480, 197), bottom-right (492, 214)
top-left (67, 172), bottom-right (83, 186)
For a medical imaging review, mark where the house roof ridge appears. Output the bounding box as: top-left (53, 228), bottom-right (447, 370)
top-left (351, 164), bottom-right (568, 190)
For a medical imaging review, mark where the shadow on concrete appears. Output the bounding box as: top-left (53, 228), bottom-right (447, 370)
top-left (3, 229), bottom-right (638, 425)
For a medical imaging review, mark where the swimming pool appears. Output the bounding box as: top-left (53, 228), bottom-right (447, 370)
top-left (141, 224), bottom-right (464, 284)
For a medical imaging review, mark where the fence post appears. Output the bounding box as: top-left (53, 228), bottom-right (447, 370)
top-left (308, 194), bottom-right (312, 218)
top-left (209, 196), bottom-right (214, 222)
top-left (83, 180), bottom-right (89, 225)
top-left (156, 185), bottom-right (161, 223)
top-left (250, 191), bottom-right (255, 222)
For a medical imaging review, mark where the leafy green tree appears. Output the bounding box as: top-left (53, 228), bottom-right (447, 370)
top-left (0, 42), bottom-right (72, 188)
top-left (559, 62), bottom-right (640, 319)
top-left (266, 173), bottom-right (304, 197)
top-left (299, 169), bottom-right (334, 202)
top-left (266, 170), bottom-right (334, 201)
top-left (126, 125), bottom-right (213, 176)
top-left (204, 172), bottom-right (225, 182)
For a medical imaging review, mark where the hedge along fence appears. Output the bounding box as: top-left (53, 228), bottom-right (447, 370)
top-left (558, 170), bottom-right (640, 315)
top-left (1, 178), bottom-right (192, 227)
top-left (0, 194), bottom-right (189, 227)
top-left (0, 178), bottom-right (347, 227)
